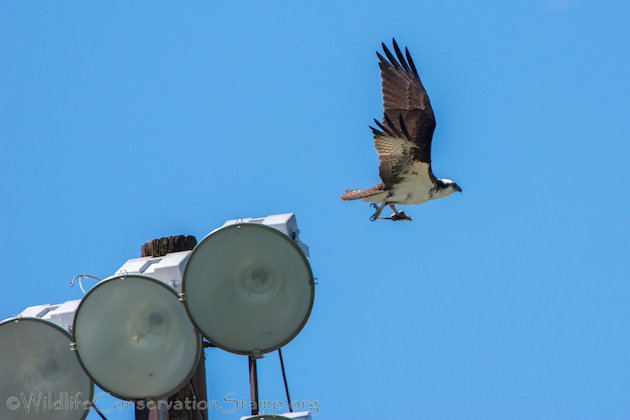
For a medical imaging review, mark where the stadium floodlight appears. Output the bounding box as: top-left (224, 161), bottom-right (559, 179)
top-left (2, 213), bottom-right (314, 419)
top-left (182, 214), bottom-right (315, 355)
top-left (72, 274), bottom-right (201, 400)
top-left (0, 316), bottom-right (93, 420)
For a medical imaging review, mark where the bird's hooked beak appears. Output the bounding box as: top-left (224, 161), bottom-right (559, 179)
top-left (454, 184), bottom-right (462, 193)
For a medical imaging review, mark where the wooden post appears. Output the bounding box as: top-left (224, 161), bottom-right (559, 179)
top-left (135, 235), bottom-right (208, 420)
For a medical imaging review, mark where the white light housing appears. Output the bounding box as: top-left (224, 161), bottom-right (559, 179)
top-left (20, 300), bottom-right (81, 333)
top-left (0, 318), bottom-right (93, 420)
top-left (72, 275), bottom-right (201, 400)
top-left (183, 221), bottom-right (314, 355)
top-left (115, 251), bottom-right (191, 292)
top-left (221, 213), bottom-right (309, 257)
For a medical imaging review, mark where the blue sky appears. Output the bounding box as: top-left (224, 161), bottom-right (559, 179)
top-left (1, 0), bottom-right (629, 419)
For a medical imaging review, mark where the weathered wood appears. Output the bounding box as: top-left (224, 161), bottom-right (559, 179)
top-left (141, 235), bottom-right (197, 258)
top-left (136, 234), bottom-right (208, 420)
top-left (167, 353), bottom-right (207, 420)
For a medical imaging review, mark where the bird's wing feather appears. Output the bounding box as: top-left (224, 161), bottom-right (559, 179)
top-left (370, 116), bottom-right (435, 189)
top-left (375, 39), bottom-right (436, 176)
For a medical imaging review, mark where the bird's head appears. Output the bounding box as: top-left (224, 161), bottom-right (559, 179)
top-left (437, 178), bottom-right (462, 194)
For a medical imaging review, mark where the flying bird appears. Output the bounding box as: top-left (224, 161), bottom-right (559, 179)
top-left (340, 39), bottom-right (461, 221)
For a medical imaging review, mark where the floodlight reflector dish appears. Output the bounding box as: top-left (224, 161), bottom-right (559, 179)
top-left (183, 223), bottom-right (314, 355)
top-left (0, 318), bottom-right (93, 420)
top-left (72, 274), bottom-right (201, 400)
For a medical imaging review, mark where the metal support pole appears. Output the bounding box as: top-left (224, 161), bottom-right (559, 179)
top-left (249, 356), bottom-right (259, 416)
top-left (278, 348), bottom-right (292, 412)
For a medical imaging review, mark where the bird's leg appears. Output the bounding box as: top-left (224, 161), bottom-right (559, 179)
top-left (369, 203), bottom-right (386, 221)
top-left (388, 204), bottom-right (413, 222)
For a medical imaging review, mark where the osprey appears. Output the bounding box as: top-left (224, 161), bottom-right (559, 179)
top-left (341, 39), bottom-right (461, 221)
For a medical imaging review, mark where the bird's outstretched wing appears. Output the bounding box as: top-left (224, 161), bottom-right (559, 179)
top-left (371, 39), bottom-right (436, 189)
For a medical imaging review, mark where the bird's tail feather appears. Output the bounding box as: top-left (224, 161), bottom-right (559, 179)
top-left (340, 184), bottom-right (385, 201)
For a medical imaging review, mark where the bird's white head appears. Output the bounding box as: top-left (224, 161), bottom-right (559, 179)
top-left (436, 178), bottom-right (462, 196)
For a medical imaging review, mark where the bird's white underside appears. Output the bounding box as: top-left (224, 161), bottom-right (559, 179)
top-left (362, 161), bottom-right (451, 205)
